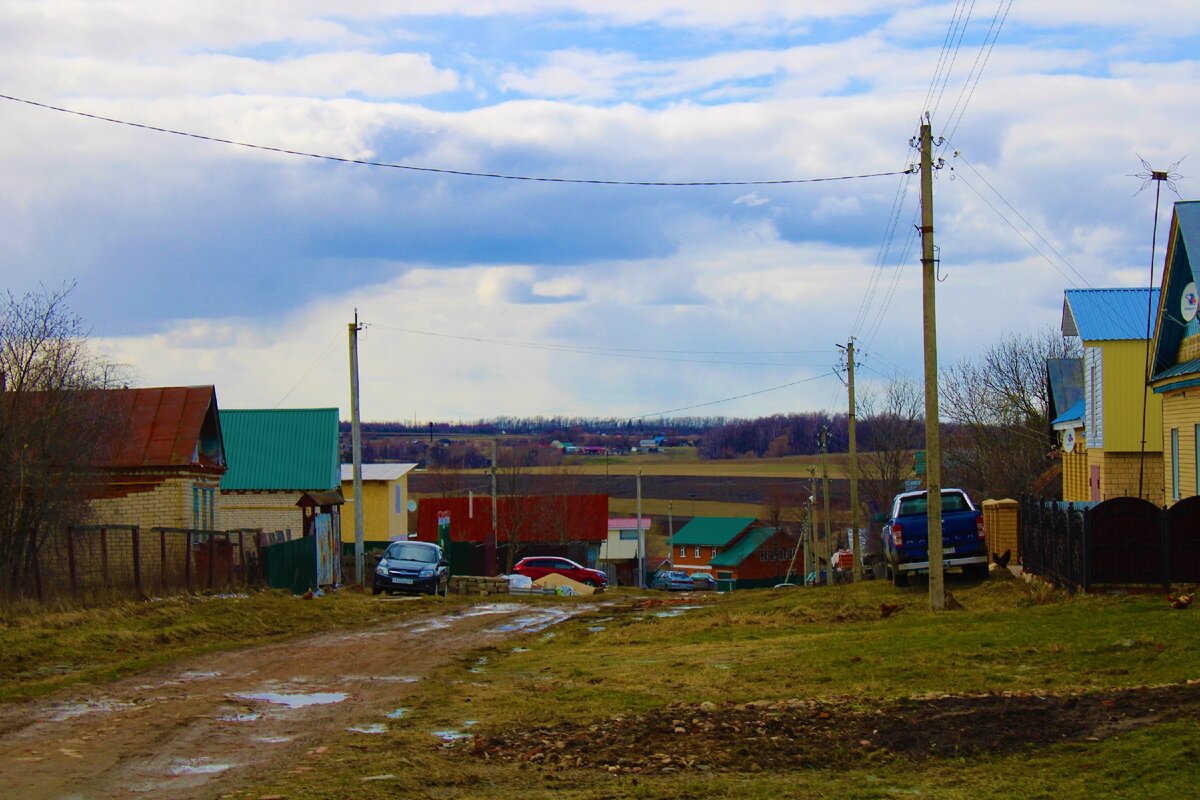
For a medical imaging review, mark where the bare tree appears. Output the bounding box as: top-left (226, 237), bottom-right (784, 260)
top-left (0, 287), bottom-right (128, 592)
top-left (940, 328), bottom-right (1080, 500)
top-left (858, 377), bottom-right (924, 519)
top-left (494, 445), bottom-right (541, 572)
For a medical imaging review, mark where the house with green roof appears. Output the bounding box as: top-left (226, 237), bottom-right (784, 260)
top-left (671, 516), bottom-right (799, 589)
top-left (218, 408), bottom-right (342, 539)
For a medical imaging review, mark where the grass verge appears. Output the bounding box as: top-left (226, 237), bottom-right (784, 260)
top-left (0, 589), bottom-right (462, 703)
top-left (243, 576), bottom-right (1200, 799)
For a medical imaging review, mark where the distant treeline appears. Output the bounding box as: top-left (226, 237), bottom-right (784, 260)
top-left (343, 412), bottom-right (927, 461)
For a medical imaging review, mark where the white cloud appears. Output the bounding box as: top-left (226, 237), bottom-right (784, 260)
top-left (734, 192), bottom-right (769, 207)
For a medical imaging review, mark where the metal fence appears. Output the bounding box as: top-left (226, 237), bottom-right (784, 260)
top-left (1020, 495), bottom-right (1200, 591)
top-left (11, 525), bottom-right (268, 603)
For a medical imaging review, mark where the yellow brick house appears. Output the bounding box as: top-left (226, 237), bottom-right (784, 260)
top-left (1149, 201), bottom-right (1200, 505)
top-left (1061, 288), bottom-right (1163, 504)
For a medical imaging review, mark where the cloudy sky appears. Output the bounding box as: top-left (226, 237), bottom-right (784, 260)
top-left (1, 1), bottom-right (1196, 422)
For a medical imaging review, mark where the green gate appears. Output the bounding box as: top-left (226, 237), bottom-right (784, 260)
top-left (263, 537), bottom-right (318, 595)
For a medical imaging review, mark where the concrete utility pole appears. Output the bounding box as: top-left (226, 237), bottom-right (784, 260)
top-left (846, 338), bottom-right (862, 582)
top-left (667, 501), bottom-right (674, 562)
top-left (820, 426), bottom-right (833, 585)
top-left (636, 468), bottom-right (645, 588)
top-left (348, 312), bottom-right (365, 586)
top-left (807, 466), bottom-right (817, 584)
top-left (918, 117), bottom-right (945, 611)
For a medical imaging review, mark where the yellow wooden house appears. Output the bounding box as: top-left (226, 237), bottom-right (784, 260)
top-left (1148, 201), bottom-right (1200, 505)
top-left (1061, 288), bottom-right (1163, 504)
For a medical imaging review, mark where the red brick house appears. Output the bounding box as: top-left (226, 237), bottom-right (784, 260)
top-left (671, 516), bottom-right (798, 589)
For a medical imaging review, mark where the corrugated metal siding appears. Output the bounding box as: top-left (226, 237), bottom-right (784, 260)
top-left (219, 408), bottom-right (340, 491)
top-left (671, 517), bottom-right (756, 547)
top-left (1162, 391), bottom-right (1200, 503)
top-left (104, 386), bottom-right (220, 469)
top-left (1101, 341), bottom-right (1162, 453)
top-left (1065, 288), bottom-right (1159, 342)
top-left (1086, 347), bottom-right (1103, 449)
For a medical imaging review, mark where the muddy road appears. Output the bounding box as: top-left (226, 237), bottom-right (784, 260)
top-left (0, 600), bottom-right (588, 800)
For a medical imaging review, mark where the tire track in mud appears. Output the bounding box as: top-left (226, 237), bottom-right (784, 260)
top-left (0, 600), bottom-right (592, 800)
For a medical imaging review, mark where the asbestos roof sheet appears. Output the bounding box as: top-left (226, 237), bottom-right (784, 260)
top-left (105, 386), bottom-right (220, 469)
top-left (341, 463), bottom-right (417, 482)
top-left (1063, 288), bottom-right (1159, 341)
top-left (710, 527), bottom-right (777, 567)
top-left (220, 408), bottom-right (340, 491)
top-left (671, 516), bottom-right (756, 547)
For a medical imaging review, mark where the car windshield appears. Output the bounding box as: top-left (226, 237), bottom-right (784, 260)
top-left (384, 543), bottom-right (438, 563)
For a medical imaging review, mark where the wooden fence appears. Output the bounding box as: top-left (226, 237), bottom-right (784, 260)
top-left (12, 525), bottom-right (267, 603)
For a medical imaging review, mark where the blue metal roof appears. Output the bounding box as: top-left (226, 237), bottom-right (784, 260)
top-left (1151, 201), bottom-right (1200, 380)
top-left (1051, 398), bottom-right (1085, 427)
top-left (1063, 288), bottom-right (1159, 341)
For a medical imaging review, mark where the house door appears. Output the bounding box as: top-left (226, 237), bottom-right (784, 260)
top-left (1090, 465), bottom-right (1101, 502)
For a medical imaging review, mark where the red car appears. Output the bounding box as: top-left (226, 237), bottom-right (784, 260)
top-left (512, 556), bottom-right (608, 589)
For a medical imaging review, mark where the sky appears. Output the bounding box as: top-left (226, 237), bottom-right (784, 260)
top-left (1, 1), bottom-right (1197, 423)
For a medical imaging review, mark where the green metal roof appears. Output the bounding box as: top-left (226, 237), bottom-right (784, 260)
top-left (672, 516), bottom-right (756, 547)
top-left (219, 408), bottom-right (340, 491)
top-left (710, 527), bottom-right (777, 567)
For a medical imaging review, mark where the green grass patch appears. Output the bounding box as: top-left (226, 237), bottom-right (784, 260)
top-left (0, 589), bottom-right (462, 702)
top-left (245, 577), bottom-right (1200, 799)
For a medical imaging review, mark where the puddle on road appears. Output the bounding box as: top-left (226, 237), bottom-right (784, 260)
top-left (432, 730), bottom-right (472, 744)
top-left (178, 670), bottom-right (222, 681)
top-left (468, 656), bottom-right (489, 673)
top-left (460, 603), bottom-right (524, 617)
top-left (48, 699), bottom-right (135, 722)
top-left (348, 723), bottom-right (388, 734)
top-left (385, 707), bottom-right (408, 719)
top-left (217, 711), bottom-right (261, 723)
top-left (233, 691), bottom-right (348, 708)
top-left (511, 647), bottom-right (531, 653)
top-left (463, 719), bottom-right (478, 727)
top-left (254, 736), bottom-right (292, 744)
top-left (339, 674), bottom-right (419, 684)
top-left (411, 618), bottom-right (453, 634)
top-left (167, 758), bottom-right (234, 776)
top-left (490, 606), bottom-right (583, 634)
top-left (587, 625), bottom-right (606, 632)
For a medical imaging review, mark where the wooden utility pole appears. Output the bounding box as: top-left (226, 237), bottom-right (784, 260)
top-left (807, 466), bottom-right (817, 584)
top-left (820, 426), bottom-right (832, 585)
top-left (636, 468), bottom-right (645, 587)
top-left (918, 117), bottom-right (945, 611)
top-left (846, 338), bottom-right (862, 581)
top-left (348, 312), bottom-right (365, 586)
top-left (488, 438), bottom-right (498, 576)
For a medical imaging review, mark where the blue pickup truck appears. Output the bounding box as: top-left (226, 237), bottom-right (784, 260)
top-left (880, 489), bottom-right (988, 586)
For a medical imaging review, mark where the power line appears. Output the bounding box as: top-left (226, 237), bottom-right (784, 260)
top-left (367, 323), bottom-right (836, 367)
top-left (273, 330), bottom-right (342, 408)
top-left (0, 92), bottom-right (909, 188)
top-left (941, 0), bottom-right (1015, 146)
top-left (624, 372), bottom-right (834, 422)
top-left (929, 0), bottom-right (979, 121)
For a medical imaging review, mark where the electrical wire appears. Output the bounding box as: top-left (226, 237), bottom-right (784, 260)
top-left (623, 372), bottom-right (835, 422)
top-left (367, 323), bottom-right (835, 367)
top-left (0, 92), bottom-right (908, 188)
top-left (941, 0), bottom-right (1014, 147)
top-left (929, 0), bottom-right (979, 122)
top-left (273, 330), bottom-right (342, 408)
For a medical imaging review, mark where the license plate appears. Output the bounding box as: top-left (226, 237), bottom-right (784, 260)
top-left (394, 577), bottom-right (413, 584)
top-left (944, 547), bottom-right (956, 554)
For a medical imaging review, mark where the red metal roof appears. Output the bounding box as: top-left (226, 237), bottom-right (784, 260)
top-left (416, 494), bottom-right (608, 543)
top-left (103, 386), bottom-right (220, 469)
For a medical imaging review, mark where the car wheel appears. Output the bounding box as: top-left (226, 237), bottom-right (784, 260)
top-left (372, 587), bottom-right (383, 596)
top-left (582, 579), bottom-right (597, 588)
top-left (892, 567), bottom-right (908, 587)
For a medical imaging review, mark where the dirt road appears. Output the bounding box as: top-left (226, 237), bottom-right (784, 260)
top-left (0, 600), bottom-right (588, 800)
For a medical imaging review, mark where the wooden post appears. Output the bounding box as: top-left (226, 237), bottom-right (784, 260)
top-left (100, 527), bottom-right (110, 590)
top-left (160, 529), bottom-right (167, 592)
top-left (67, 526), bottom-right (78, 599)
top-left (238, 531), bottom-right (245, 584)
top-left (919, 118), bottom-right (945, 611)
top-left (132, 526), bottom-right (143, 597)
top-left (184, 531), bottom-right (193, 593)
top-left (207, 533), bottom-right (215, 589)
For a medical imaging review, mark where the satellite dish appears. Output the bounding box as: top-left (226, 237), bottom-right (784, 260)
top-left (407, 499), bottom-right (417, 512)
top-left (1062, 429), bottom-right (1076, 452)
top-left (1182, 282), bottom-right (1197, 323)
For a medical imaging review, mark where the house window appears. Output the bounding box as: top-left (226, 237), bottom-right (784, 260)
top-left (192, 485), bottom-right (200, 529)
top-left (694, 546), bottom-right (701, 557)
top-left (1172, 428), bottom-right (1180, 501)
top-left (759, 549), bottom-right (767, 561)
top-left (679, 546), bottom-right (686, 558)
